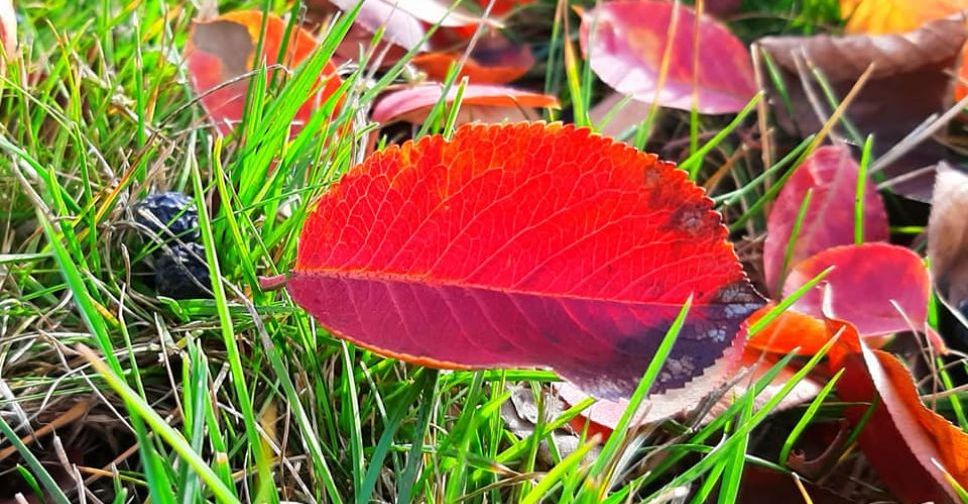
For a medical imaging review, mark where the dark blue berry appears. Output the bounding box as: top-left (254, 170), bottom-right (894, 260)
top-left (134, 192), bottom-right (199, 242)
top-left (155, 242), bottom-right (211, 299)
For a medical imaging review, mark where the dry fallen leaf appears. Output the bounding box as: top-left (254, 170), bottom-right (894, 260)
top-left (556, 345), bottom-right (823, 432)
top-left (588, 92), bottom-right (653, 139)
top-left (288, 122), bottom-right (763, 401)
top-left (758, 16), bottom-right (967, 201)
top-left (928, 163), bottom-right (968, 305)
top-left (328, 0), bottom-right (493, 28)
top-left (928, 163), bottom-right (968, 351)
top-left (746, 303), bottom-right (832, 356)
top-left (737, 466), bottom-right (854, 503)
top-left (306, 0), bottom-right (427, 52)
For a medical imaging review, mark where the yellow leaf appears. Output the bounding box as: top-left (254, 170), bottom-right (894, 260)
top-left (841, 0), bottom-right (968, 34)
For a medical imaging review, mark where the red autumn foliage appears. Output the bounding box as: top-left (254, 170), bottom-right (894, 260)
top-left (763, 145), bottom-right (889, 293)
top-left (413, 34), bottom-right (535, 84)
top-left (783, 243), bottom-right (930, 337)
top-left (288, 122), bottom-right (764, 402)
top-left (827, 318), bottom-right (968, 503)
top-left (184, 11), bottom-right (342, 137)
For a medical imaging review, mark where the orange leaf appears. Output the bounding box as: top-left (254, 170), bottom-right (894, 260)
top-left (828, 318), bottom-right (968, 502)
top-left (184, 11), bottom-right (342, 137)
top-left (746, 303), bottom-right (831, 355)
top-left (413, 34), bottom-right (535, 84)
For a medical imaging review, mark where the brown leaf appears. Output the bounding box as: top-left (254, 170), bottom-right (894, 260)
top-left (929, 163), bottom-right (968, 305)
top-left (758, 16), bottom-right (967, 201)
top-left (557, 346), bottom-right (823, 432)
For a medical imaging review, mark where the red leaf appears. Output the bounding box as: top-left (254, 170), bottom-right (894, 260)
top-left (783, 243), bottom-right (930, 337)
top-left (828, 318), bottom-right (968, 503)
top-left (184, 11), bottom-right (341, 137)
top-left (580, 0), bottom-right (756, 114)
top-left (413, 35), bottom-right (535, 84)
top-left (763, 145), bottom-right (889, 294)
top-left (288, 122), bottom-right (764, 400)
top-left (371, 83), bottom-right (558, 124)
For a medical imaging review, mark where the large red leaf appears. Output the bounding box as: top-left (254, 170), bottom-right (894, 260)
top-left (580, 0), bottom-right (756, 114)
top-left (783, 243), bottom-right (930, 337)
top-left (763, 145), bottom-right (889, 294)
top-left (288, 122), bottom-right (764, 400)
top-left (184, 11), bottom-right (342, 137)
top-left (828, 318), bottom-right (968, 503)
top-left (371, 83), bottom-right (558, 125)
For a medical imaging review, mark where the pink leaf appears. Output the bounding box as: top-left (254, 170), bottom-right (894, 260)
top-left (328, 0), bottom-right (495, 28)
top-left (371, 83), bottom-right (559, 124)
top-left (580, 0), bottom-right (757, 114)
